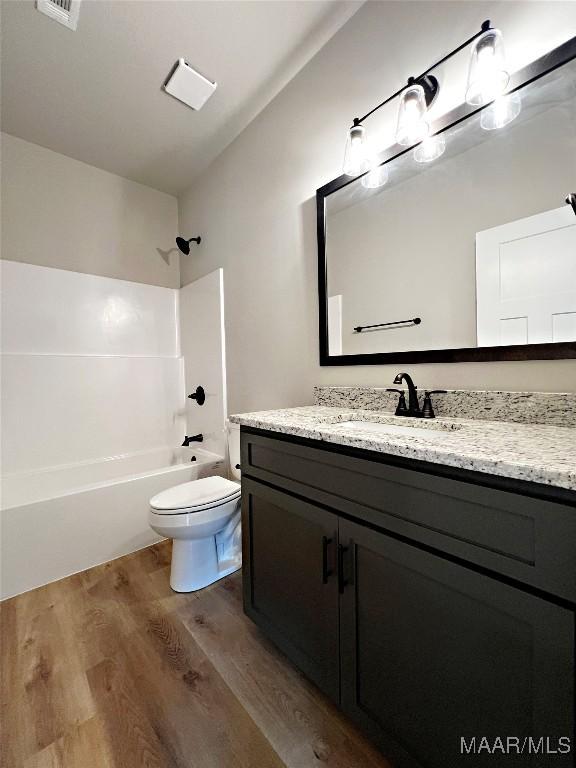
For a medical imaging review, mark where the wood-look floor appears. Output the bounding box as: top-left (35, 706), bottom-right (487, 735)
top-left (1, 541), bottom-right (390, 768)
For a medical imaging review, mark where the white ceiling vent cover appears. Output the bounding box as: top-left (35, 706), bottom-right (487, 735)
top-left (36, 0), bottom-right (81, 31)
top-left (163, 59), bottom-right (217, 111)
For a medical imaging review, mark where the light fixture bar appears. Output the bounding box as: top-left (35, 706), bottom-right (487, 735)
top-left (353, 20), bottom-right (492, 127)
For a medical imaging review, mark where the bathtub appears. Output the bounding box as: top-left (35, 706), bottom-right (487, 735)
top-left (0, 446), bottom-right (226, 600)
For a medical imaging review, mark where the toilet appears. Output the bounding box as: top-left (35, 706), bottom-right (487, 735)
top-left (149, 422), bottom-right (242, 592)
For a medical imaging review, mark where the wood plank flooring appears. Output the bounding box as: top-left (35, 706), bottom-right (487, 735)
top-left (1, 541), bottom-right (391, 768)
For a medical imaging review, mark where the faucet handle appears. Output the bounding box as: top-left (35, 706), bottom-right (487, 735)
top-left (187, 386), bottom-right (206, 406)
top-left (386, 388), bottom-right (409, 417)
top-left (422, 390), bottom-right (447, 419)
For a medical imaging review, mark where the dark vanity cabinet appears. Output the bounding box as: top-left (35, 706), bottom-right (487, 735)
top-left (241, 427), bottom-right (576, 768)
top-left (241, 479), bottom-right (340, 700)
top-left (338, 519), bottom-right (573, 768)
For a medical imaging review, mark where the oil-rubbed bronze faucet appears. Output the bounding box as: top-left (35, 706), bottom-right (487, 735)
top-left (182, 434), bottom-right (203, 446)
top-left (392, 372), bottom-right (422, 417)
top-left (387, 374), bottom-right (447, 418)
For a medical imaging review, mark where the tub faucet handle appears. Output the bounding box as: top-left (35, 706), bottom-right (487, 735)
top-left (187, 386), bottom-right (205, 406)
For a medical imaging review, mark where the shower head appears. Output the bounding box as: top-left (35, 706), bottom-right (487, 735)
top-left (176, 236), bottom-right (202, 255)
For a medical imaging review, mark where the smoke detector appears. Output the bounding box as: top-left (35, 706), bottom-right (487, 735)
top-left (163, 59), bottom-right (217, 111)
top-left (36, 0), bottom-right (82, 30)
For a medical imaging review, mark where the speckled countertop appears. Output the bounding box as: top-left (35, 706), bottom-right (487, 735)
top-left (229, 406), bottom-right (576, 492)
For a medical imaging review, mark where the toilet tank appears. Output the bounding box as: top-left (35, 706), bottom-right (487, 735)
top-left (227, 421), bottom-right (241, 481)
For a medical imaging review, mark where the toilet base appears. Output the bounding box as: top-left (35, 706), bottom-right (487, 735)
top-left (170, 536), bottom-right (241, 593)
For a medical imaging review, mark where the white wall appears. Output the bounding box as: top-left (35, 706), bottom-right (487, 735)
top-left (179, 269), bottom-right (228, 458)
top-left (179, 1), bottom-right (576, 414)
top-left (1, 260), bottom-right (184, 477)
top-left (1, 133), bottom-right (180, 287)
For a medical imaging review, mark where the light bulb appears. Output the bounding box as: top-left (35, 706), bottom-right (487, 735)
top-left (480, 91), bottom-right (521, 130)
top-left (396, 83), bottom-right (430, 146)
top-left (414, 134), bottom-right (446, 163)
top-left (466, 28), bottom-right (509, 106)
top-left (362, 164), bottom-right (389, 189)
top-left (343, 123), bottom-right (370, 176)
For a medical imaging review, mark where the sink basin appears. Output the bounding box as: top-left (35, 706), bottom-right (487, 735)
top-left (335, 420), bottom-right (455, 439)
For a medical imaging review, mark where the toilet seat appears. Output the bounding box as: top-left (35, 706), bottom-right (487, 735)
top-left (150, 476), bottom-right (240, 515)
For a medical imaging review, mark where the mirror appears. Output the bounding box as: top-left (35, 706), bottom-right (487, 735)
top-left (319, 39), bottom-right (576, 364)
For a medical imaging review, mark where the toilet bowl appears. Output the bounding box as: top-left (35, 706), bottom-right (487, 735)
top-left (149, 422), bottom-right (242, 592)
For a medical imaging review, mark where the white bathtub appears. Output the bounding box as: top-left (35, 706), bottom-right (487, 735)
top-left (0, 447), bottom-right (225, 599)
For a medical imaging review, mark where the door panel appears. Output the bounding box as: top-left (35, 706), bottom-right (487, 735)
top-left (339, 519), bottom-right (575, 768)
top-left (242, 478), bottom-right (340, 701)
top-left (476, 205), bottom-right (576, 346)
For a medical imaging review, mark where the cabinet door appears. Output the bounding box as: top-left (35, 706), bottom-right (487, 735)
top-left (339, 519), bottom-right (575, 768)
top-left (242, 478), bottom-right (340, 701)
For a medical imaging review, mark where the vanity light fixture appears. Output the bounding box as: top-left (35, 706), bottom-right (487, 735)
top-left (465, 27), bottom-right (509, 106)
top-left (341, 20), bottom-right (518, 179)
top-left (395, 77), bottom-right (437, 146)
top-left (343, 120), bottom-right (370, 176)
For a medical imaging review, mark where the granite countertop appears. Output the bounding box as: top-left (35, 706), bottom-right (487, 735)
top-left (229, 406), bottom-right (576, 492)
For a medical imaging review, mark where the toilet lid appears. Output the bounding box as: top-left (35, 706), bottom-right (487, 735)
top-left (150, 476), bottom-right (240, 513)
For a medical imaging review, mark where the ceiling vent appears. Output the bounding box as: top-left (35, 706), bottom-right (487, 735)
top-left (36, 0), bottom-right (82, 31)
top-left (163, 59), bottom-right (217, 111)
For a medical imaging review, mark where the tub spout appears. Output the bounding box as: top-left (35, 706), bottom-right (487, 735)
top-left (182, 434), bottom-right (203, 446)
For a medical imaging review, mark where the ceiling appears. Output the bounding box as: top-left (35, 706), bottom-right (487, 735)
top-left (1, 0), bottom-right (361, 195)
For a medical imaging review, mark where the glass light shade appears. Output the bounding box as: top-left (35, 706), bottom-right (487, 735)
top-left (466, 28), bottom-right (509, 106)
top-left (361, 164), bottom-right (389, 189)
top-left (343, 123), bottom-right (369, 176)
top-left (414, 134), bottom-right (446, 163)
top-left (480, 91), bottom-right (522, 130)
top-left (396, 84), bottom-right (430, 146)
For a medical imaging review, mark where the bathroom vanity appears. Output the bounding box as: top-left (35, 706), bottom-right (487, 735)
top-left (303, 33), bottom-right (576, 764)
top-left (232, 395), bottom-right (576, 768)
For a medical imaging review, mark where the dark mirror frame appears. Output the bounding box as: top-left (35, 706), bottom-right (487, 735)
top-left (317, 36), bottom-right (576, 366)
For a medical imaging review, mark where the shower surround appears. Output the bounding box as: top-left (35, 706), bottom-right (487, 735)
top-left (0, 261), bottom-right (227, 598)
